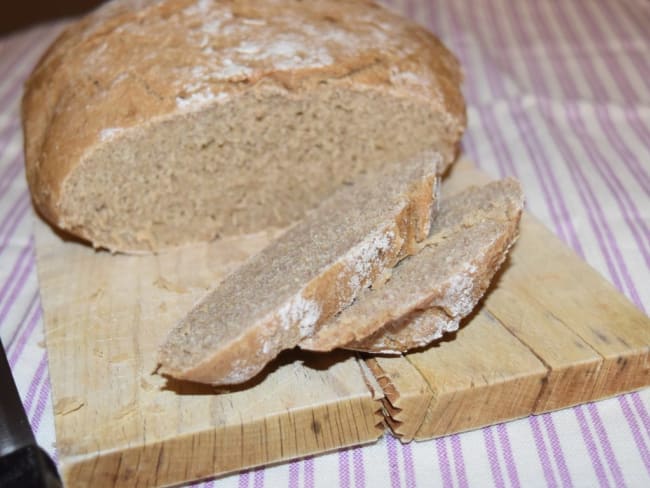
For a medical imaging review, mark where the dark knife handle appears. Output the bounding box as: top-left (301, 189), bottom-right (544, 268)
top-left (0, 444), bottom-right (62, 488)
top-left (1, 339), bottom-right (62, 487)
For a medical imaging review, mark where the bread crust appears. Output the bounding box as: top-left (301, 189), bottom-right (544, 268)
top-left (157, 152), bottom-right (440, 385)
top-left (22, 0), bottom-right (465, 246)
top-left (300, 179), bottom-right (525, 353)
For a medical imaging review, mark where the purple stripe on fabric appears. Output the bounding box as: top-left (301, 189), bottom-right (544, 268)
top-left (466, 1), bottom-right (604, 274)
top-left (0, 26), bottom-right (56, 90)
top-left (427, 2), bottom-right (481, 162)
top-left (475, 105), bottom-right (517, 178)
top-left (0, 154), bottom-right (24, 200)
top-left (435, 437), bottom-right (453, 488)
top-left (0, 28), bottom-right (62, 141)
top-left (573, 0), bottom-right (641, 100)
top-left (458, 0), bottom-right (517, 178)
top-left (0, 194), bottom-right (29, 240)
top-left (508, 104), bottom-right (584, 255)
top-left (0, 108), bottom-right (20, 133)
top-left (0, 122), bottom-right (20, 155)
top-left (385, 434), bottom-right (402, 488)
top-left (505, 0), bottom-right (551, 94)
top-left (402, 442), bottom-right (416, 488)
top-left (425, 0), bottom-right (445, 35)
top-left (304, 457), bottom-right (314, 488)
top-left (0, 124), bottom-right (24, 157)
top-left (237, 469), bottom-right (250, 488)
top-left (537, 103), bottom-right (645, 310)
top-left (496, 424), bottom-right (521, 488)
top-left (8, 293), bottom-right (40, 366)
top-left (464, 1), bottom-right (507, 100)
top-left (0, 207), bottom-right (30, 254)
top-left (542, 414), bottom-right (573, 488)
top-left (619, 395), bottom-right (650, 475)
top-left (0, 122), bottom-right (22, 158)
top-left (0, 37), bottom-right (52, 118)
top-left (625, 109), bottom-right (650, 157)
top-left (488, 2), bottom-right (588, 253)
top-left (529, 416), bottom-right (557, 488)
top-left (523, 2), bottom-right (577, 97)
top-left (615, 0), bottom-right (650, 34)
top-left (202, 480), bottom-right (215, 488)
top-left (599, 0), bottom-right (650, 87)
top-left (530, 104), bottom-right (627, 292)
top-left (586, 403), bottom-right (625, 487)
top-left (0, 212), bottom-right (30, 263)
top-left (520, 2), bottom-right (646, 307)
top-left (450, 434), bottom-right (469, 488)
top-left (484, 0), bottom-right (543, 93)
top-left (631, 393), bottom-right (650, 440)
top-left (577, 0), bottom-right (648, 100)
top-left (0, 28), bottom-right (43, 70)
top-left (404, 0), bottom-right (415, 19)
top-left (554, 3), bottom-right (650, 215)
top-left (351, 446), bottom-right (367, 488)
top-left (483, 427), bottom-right (506, 488)
top-left (0, 33), bottom-right (33, 85)
top-left (21, 353), bottom-right (47, 414)
top-left (30, 372), bottom-right (51, 434)
top-left (5, 289), bottom-right (37, 347)
top-left (570, 104), bottom-right (650, 266)
top-left (540, 4), bottom-right (650, 270)
top-left (575, 406), bottom-right (610, 488)
top-left (288, 461), bottom-right (299, 488)
top-left (596, 107), bottom-right (650, 194)
top-left (252, 467), bottom-right (264, 488)
top-left (442, 0), bottom-right (480, 105)
top-left (0, 244), bottom-right (30, 306)
top-left (0, 31), bottom-right (58, 144)
top-left (618, 0), bottom-right (650, 32)
top-left (338, 449), bottom-right (351, 488)
top-left (0, 249), bottom-right (34, 326)
top-left (548, 1), bottom-right (608, 101)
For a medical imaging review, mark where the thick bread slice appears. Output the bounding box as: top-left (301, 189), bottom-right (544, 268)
top-left (157, 152), bottom-right (441, 384)
top-left (300, 179), bottom-right (524, 353)
top-left (22, 0), bottom-right (465, 252)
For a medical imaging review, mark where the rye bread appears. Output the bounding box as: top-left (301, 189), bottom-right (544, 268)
top-left (300, 179), bottom-right (524, 353)
top-left (157, 152), bottom-right (441, 384)
top-left (22, 0), bottom-right (465, 252)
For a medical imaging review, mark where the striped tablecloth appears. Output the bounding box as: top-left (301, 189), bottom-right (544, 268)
top-left (1, 1), bottom-right (649, 486)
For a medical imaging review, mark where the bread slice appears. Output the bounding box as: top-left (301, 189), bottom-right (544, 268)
top-left (22, 0), bottom-right (465, 252)
top-left (157, 152), bottom-right (441, 384)
top-left (300, 179), bottom-right (524, 353)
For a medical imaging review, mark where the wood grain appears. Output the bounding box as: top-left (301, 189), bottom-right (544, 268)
top-left (369, 161), bottom-right (650, 441)
top-left (35, 223), bottom-right (383, 488)
top-left (35, 159), bottom-right (650, 486)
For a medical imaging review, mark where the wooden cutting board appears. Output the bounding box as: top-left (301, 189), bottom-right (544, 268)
top-left (34, 160), bottom-right (650, 487)
top-left (365, 161), bottom-right (650, 441)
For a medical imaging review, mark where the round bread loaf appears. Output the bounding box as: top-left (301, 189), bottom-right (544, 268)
top-left (22, 0), bottom-right (465, 252)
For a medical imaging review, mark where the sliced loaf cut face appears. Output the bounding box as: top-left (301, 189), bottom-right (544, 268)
top-left (22, 0), bottom-right (465, 252)
top-left (299, 178), bottom-right (524, 354)
top-left (157, 152), bottom-right (441, 385)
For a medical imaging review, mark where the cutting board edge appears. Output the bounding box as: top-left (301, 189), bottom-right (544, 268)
top-left (55, 391), bottom-right (385, 487)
